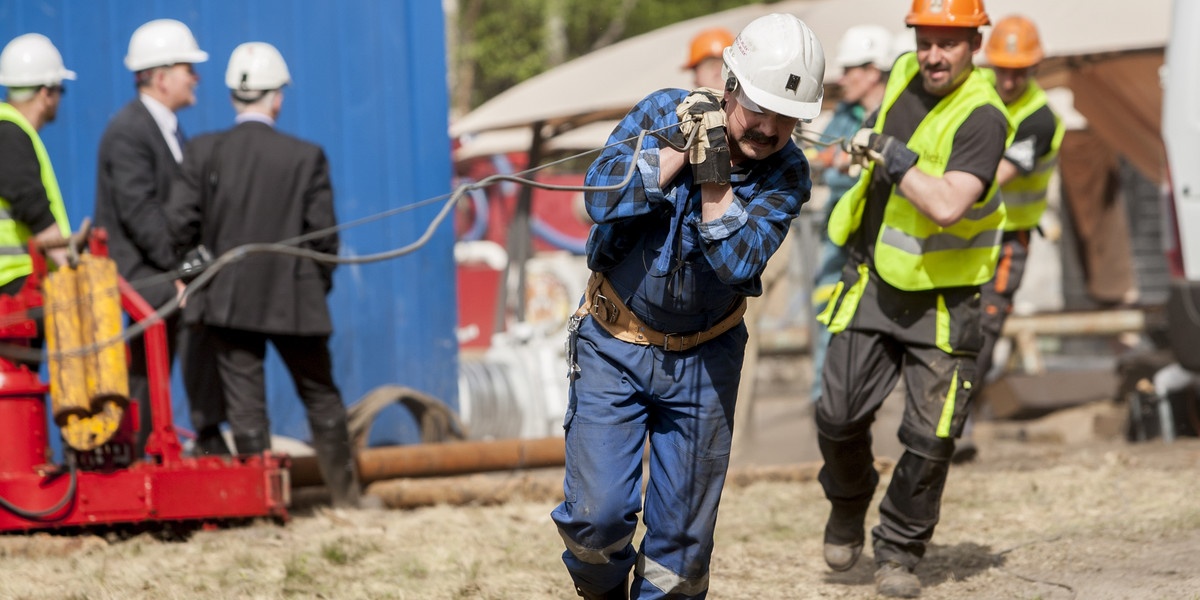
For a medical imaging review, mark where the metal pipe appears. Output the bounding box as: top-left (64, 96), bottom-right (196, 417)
top-left (999, 308), bottom-right (1146, 337)
top-left (290, 436), bottom-right (566, 487)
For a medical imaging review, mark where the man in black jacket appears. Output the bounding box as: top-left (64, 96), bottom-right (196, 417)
top-left (93, 19), bottom-right (228, 457)
top-left (165, 42), bottom-right (359, 508)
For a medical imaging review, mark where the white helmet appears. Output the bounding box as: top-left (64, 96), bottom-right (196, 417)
top-left (0, 33), bottom-right (76, 88)
top-left (124, 19), bottom-right (208, 72)
top-left (835, 25), bottom-right (894, 70)
top-left (722, 13), bottom-right (825, 120)
top-left (226, 42), bottom-right (291, 93)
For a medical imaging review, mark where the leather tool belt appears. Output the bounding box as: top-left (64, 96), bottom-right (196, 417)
top-left (574, 271), bottom-right (746, 352)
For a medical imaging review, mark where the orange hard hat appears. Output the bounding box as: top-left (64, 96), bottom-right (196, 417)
top-left (905, 0), bottom-right (990, 28)
top-left (985, 15), bottom-right (1043, 68)
top-left (684, 27), bottom-right (735, 69)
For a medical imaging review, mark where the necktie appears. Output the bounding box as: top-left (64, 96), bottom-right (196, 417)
top-left (174, 124), bottom-right (187, 149)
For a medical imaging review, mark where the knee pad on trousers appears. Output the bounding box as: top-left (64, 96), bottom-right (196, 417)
top-left (898, 423), bottom-right (954, 462)
top-left (815, 412), bottom-right (872, 442)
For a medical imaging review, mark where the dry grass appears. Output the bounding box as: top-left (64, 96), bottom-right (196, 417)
top-left (2, 437), bottom-right (1198, 599)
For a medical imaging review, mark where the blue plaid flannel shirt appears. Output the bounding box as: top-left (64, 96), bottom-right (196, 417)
top-left (583, 88), bottom-right (811, 296)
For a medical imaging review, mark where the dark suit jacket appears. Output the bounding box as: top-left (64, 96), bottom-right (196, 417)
top-left (165, 121), bottom-right (338, 336)
top-left (93, 99), bottom-right (182, 308)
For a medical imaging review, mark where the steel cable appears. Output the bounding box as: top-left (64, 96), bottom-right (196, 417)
top-left (0, 121), bottom-right (696, 363)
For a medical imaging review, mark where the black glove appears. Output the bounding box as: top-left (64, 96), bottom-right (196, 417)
top-left (849, 128), bottom-right (919, 184)
top-left (177, 245), bottom-right (213, 283)
top-left (675, 88), bottom-right (730, 185)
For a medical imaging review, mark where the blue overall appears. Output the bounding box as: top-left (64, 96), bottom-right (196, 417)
top-left (553, 88), bottom-right (809, 599)
top-left (553, 225), bottom-right (747, 600)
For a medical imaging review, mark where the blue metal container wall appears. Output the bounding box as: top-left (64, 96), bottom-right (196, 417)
top-left (0, 1), bottom-right (459, 445)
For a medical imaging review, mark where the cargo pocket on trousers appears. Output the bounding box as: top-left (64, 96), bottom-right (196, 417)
top-left (935, 291), bottom-right (984, 355)
top-left (936, 359), bottom-right (977, 439)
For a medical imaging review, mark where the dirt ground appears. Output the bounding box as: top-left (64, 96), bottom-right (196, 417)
top-left (2, 355), bottom-right (1200, 600)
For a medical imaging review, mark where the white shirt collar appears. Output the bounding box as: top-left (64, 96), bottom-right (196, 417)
top-left (235, 112), bottom-right (275, 127)
top-left (139, 93), bottom-right (183, 163)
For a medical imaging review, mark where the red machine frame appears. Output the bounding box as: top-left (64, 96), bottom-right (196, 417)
top-left (0, 230), bottom-right (289, 533)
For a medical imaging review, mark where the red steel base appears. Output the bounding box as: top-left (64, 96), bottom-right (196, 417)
top-left (0, 231), bottom-right (292, 533)
top-left (0, 453), bottom-right (290, 532)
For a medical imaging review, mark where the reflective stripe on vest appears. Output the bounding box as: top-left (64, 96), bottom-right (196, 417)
top-left (0, 103), bottom-right (71, 285)
top-left (997, 80), bottom-right (1065, 231)
top-left (828, 53), bottom-right (1014, 291)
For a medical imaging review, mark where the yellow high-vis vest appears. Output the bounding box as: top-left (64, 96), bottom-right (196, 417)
top-left (0, 102), bottom-right (71, 286)
top-left (995, 79), bottom-right (1065, 231)
top-left (828, 53), bottom-right (1014, 291)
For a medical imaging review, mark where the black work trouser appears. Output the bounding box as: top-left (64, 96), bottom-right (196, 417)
top-left (208, 326), bottom-right (345, 446)
top-left (815, 266), bottom-right (980, 569)
top-left (180, 323), bottom-right (227, 434)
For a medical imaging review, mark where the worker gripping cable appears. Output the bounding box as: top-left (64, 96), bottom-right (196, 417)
top-left (815, 1), bottom-right (1013, 597)
top-left (552, 14), bottom-right (824, 600)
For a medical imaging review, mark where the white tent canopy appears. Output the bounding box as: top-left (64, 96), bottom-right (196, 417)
top-left (451, 0), bottom-right (1169, 143)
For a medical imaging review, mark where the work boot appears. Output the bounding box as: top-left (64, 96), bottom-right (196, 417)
top-left (310, 416), bottom-right (362, 509)
top-left (875, 561), bottom-right (921, 598)
top-left (823, 502), bottom-right (867, 571)
top-left (233, 429), bottom-right (271, 456)
top-left (195, 426), bottom-right (232, 456)
top-left (575, 575), bottom-right (628, 600)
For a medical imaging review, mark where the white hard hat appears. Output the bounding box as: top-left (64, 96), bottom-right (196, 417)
top-left (0, 33), bottom-right (76, 88)
top-left (722, 13), bottom-right (826, 120)
top-left (836, 25), bottom-right (893, 70)
top-left (225, 42), bottom-right (291, 92)
top-left (124, 18), bottom-right (208, 72)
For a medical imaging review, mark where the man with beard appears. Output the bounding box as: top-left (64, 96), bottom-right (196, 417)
top-left (552, 13), bottom-right (825, 600)
top-left (0, 34), bottom-right (73, 298)
top-left (814, 0), bottom-right (1011, 596)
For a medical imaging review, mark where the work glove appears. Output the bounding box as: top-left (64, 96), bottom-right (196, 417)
top-left (675, 88), bottom-right (730, 185)
top-left (177, 244), bottom-right (213, 284)
top-left (848, 128), bottom-right (919, 184)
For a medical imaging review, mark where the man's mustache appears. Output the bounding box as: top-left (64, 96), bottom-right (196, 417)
top-left (741, 129), bottom-right (777, 147)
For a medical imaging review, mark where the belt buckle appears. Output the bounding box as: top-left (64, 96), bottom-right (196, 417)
top-left (592, 293), bottom-right (619, 324)
top-left (662, 332), bottom-right (699, 351)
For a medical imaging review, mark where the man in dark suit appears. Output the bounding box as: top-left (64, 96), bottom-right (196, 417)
top-left (93, 19), bottom-right (229, 458)
top-left (165, 42), bottom-right (360, 508)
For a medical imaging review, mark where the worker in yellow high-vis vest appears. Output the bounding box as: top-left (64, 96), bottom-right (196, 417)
top-left (813, 1), bottom-right (1013, 597)
top-left (955, 15), bottom-right (1065, 463)
top-left (0, 33), bottom-right (73, 299)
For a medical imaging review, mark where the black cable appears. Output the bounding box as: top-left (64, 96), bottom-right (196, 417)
top-left (0, 454), bottom-right (77, 520)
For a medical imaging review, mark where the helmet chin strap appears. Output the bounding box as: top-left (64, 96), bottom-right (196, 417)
top-left (232, 73), bottom-right (270, 103)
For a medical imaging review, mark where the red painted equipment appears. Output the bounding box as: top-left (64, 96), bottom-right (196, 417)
top-left (0, 229), bottom-right (289, 533)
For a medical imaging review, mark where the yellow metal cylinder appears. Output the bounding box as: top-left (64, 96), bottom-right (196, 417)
top-left (78, 255), bottom-right (127, 409)
top-left (45, 264), bottom-right (87, 425)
